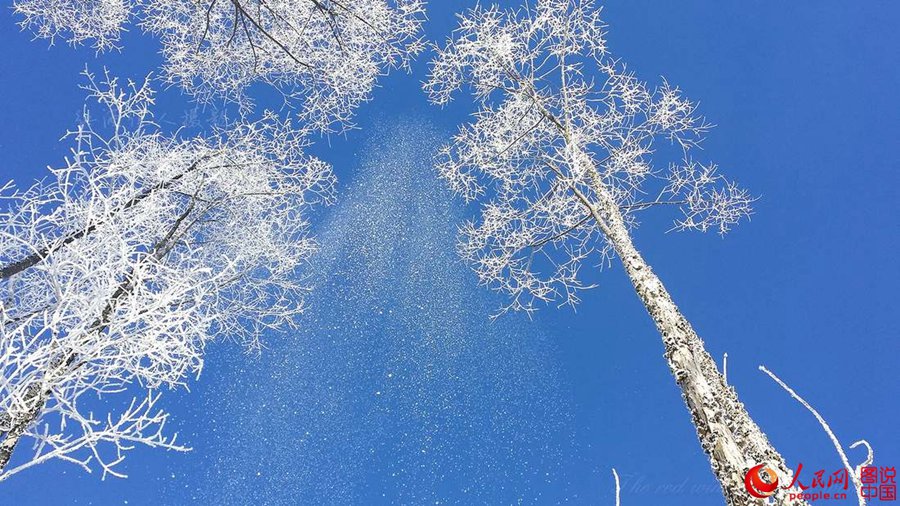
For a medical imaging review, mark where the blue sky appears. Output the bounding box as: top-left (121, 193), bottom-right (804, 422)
top-left (0, 1), bottom-right (898, 504)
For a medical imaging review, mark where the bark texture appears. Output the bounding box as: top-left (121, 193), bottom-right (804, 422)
top-left (587, 177), bottom-right (807, 506)
top-left (0, 382), bottom-right (49, 473)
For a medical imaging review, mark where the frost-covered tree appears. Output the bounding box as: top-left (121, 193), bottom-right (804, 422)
top-left (426, 2), bottom-right (802, 504)
top-left (0, 71), bottom-right (334, 481)
top-left (13, 0), bottom-right (426, 131)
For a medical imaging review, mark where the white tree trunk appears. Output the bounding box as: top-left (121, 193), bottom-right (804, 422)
top-left (586, 176), bottom-right (806, 506)
top-left (0, 383), bottom-right (47, 473)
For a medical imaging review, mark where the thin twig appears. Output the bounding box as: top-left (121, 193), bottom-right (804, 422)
top-left (760, 365), bottom-right (868, 506)
top-left (612, 468), bottom-right (621, 506)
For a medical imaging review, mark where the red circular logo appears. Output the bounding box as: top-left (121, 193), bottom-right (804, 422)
top-left (745, 464), bottom-right (779, 498)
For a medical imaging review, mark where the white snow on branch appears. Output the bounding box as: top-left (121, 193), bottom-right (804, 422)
top-left (760, 365), bottom-right (873, 506)
top-left (0, 70), bottom-right (334, 480)
top-left (424, 0), bottom-right (754, 314)
top-left (14, 0), bottom-right (426, 132)
top-left (612, 467), bottom-right (620, 506)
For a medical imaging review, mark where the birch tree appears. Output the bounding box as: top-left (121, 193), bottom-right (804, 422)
top-left (13, 0), bottom-right (426, 131)
top-left (0, 71), bottom-right (335, 481)
top-left (425, 2), bottom-right (801, 504)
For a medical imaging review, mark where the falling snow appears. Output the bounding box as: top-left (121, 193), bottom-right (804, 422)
top-left (161, 118), bottom-right (576, 504)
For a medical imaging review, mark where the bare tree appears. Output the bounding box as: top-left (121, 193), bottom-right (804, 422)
top-left (425, 2), bottom-right (801, 504)
top-left (13, 0), bottom-right (426, 131)
top-left (0, 70), bottom-right (335, 481)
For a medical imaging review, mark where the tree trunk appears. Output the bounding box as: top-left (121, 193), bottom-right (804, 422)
top-left (0, 382), bottom-right (49, 473)
top-left (586, 176), bottom-right (805, 505)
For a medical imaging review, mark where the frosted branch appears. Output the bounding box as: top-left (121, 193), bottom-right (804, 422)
top-left (760, 365), bottom-right (871, 506)
top-left (0, 73), bottom-right (334, 480)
